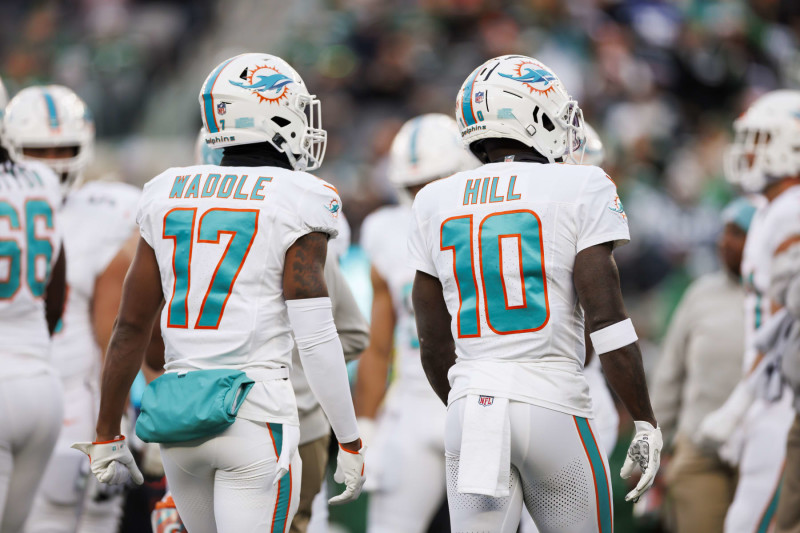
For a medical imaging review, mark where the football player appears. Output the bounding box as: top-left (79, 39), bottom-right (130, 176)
top-left (149, 133), bottom-right (369, 533)
top-left (409, 55), bottom-right (661, 532)
top-left (73, 53), bottom-right (365, 532)
top-left (697, 89), bottom-right (800, 532)
top-left (355, 113), bottom-right (477, 532)
top-left (0, 78), bottom-right (67, 532)
top-left (3, 85), bottom-right (141, 533)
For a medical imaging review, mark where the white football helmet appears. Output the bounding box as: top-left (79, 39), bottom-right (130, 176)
top-left (456, 55), bottom-right (585, 163)
top-left (3, 85), bottom-right (94, 184)
top-left (194, 128), bottom-right (222, 165)
top-left (199, 53), bottom-right (326, 172)
top-left (582, 122), bottom-right (605, 167)
top-left (725, 90), bottom-right (800, 193)
top-left (388, 113), bottom-right (479, 188)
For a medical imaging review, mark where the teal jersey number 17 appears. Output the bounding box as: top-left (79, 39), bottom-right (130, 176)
top-left (163, 207), bottom-right (259, 329)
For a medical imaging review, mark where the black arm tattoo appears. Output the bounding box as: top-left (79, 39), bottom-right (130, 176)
top-left (284, 232), bottom-right (329, 300)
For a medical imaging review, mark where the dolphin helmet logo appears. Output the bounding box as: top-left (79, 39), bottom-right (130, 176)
top-left (230, 65), bottom-right (294, 104)
top-left (499, 61), bottom-right (558, 96)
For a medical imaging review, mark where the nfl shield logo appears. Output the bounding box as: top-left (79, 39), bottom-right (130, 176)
top-left (217, 102), bottom-right (227, 115)
top-left (475, 91), bottom-right (485, 104)
top-left (478, 395), bottom-right (494, 406)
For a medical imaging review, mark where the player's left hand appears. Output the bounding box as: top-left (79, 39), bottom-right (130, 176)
top-left (620, 421), bottom-right (662, 503)
top-left (71, 436), bottom-right (144, 485)
top-left (328, 442), bottom-right (366, 506)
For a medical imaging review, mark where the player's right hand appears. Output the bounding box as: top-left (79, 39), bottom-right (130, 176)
top-left (328, 441), bottom-right (366, 506)
top-left (696, 380), bottom-right (754, 451)
top-left (620, 421), bottom-right (662, 503)
top-left (71, 436), bottom-right (144, 485)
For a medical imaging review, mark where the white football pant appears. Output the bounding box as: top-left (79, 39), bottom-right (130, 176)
top-left (160, 417), bottom-right (300, 533)
top-left (366, 386), bottom-right (447, 533)
top-left (446, 398), bottom-right (614, 533)
top-left (26, 378), bottom-right (124, 533)
top-left (520, 358), bottom-right (619, 533)
top-left (724, 394), bottom-right (793, 532)
top-left (0, 372), bottom-right (63, 533)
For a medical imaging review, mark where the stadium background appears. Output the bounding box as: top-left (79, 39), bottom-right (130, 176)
top-left (2, 0), bottom-right (799, 531)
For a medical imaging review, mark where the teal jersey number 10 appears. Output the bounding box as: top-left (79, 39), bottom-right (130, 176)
top-left (0, 200), bottom-right (55, 299)
top-left (163, 207), bottom-right (259, 329)
top-left (440, 209), bottom-right (549, 337)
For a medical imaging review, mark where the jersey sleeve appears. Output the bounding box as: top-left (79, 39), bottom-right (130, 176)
top-left (283, 179), bottom-right (341, 250)
top-left (407, 196), bottom-right (437, 277)
top-left (135, 179), bottom-right (157, 247)
top-left (576, 169), bottom-right (630, 253)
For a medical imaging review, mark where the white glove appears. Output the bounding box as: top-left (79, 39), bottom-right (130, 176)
top-left (357, 417), bottom-right (376, 447)
top-left (71, 436), bottom-right (144, 486)
top-left (328, 443), bottom-right (366, 506)
top-left (620, 421), bottom-right (662, 502)
top-left (272, 425), bottom-right (301, 486)
top-left (696, 380), bottom-right (755, 451)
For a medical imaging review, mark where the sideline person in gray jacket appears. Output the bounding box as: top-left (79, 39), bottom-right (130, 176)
top-left (651, 198), bottom-right (756, 533)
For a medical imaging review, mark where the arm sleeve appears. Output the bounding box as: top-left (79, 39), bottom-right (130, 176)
top-left (407, 198), bottom-right (438, 277)
top-left (325, 256), bottom-right (369, 361)
top-left (576, 170), bottom-right (630, 253)
top-left (287, 297), bottom-right (360, 443)
top-left (650, 289), bottom-right (693, 443)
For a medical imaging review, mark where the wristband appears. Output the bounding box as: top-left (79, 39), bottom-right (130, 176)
top-left (590, 318), bottom-right (638, 354)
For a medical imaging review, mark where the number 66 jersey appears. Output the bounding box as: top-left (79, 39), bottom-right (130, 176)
top-left (408, 161), bottom-right (629, 418)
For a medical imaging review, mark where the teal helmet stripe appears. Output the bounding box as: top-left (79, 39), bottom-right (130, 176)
top-left (42, 90), bottom-right (59, 130)
top-left (202, 58), bottom-right (236, 134)
top-left (461, 69), bottom-right (480, 127)
top-left (408, 116), bottom-right (423, 165)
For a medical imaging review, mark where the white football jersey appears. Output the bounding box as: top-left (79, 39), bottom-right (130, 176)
top-left (137, 165), bottom-right (340, 373)
top-left (52, 181), bottom-right (140, 381)
top-left (741, 185), bottom-right (800, 370)
top-left (0, 161), bottom-right (62, 377)
top-left (362, 205), bottom-right (430, 391)
top-left (408, 161), bottom-right (630, 417)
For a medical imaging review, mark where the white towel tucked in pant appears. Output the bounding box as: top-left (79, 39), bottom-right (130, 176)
top-left (457, 394), bottom-right (510, 497)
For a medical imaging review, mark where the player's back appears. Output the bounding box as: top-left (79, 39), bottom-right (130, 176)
top-left (53, 181), bottom-right (141, 380)
top-left (137, 164), bottom-right (340, 373)
top-left (0, 161), bottom-right (62, 376)
top-left (409, 161), bottom-right (629, 416)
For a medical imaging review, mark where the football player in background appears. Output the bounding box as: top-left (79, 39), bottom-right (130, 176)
top-left (3, 84), bottom-right (142, 533)
top-left (0, 78), bottom-right (67, 532)
top-left (651, 198), bottom-right (755, 533)
top-left (73, 53), bottom-right (365, 532)
top-left (698, 89), bottom-right (800, 532)
top-left (409, 55), bottom-right (661, 532)
top-left (355, 113), bottom-right (478, 533)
